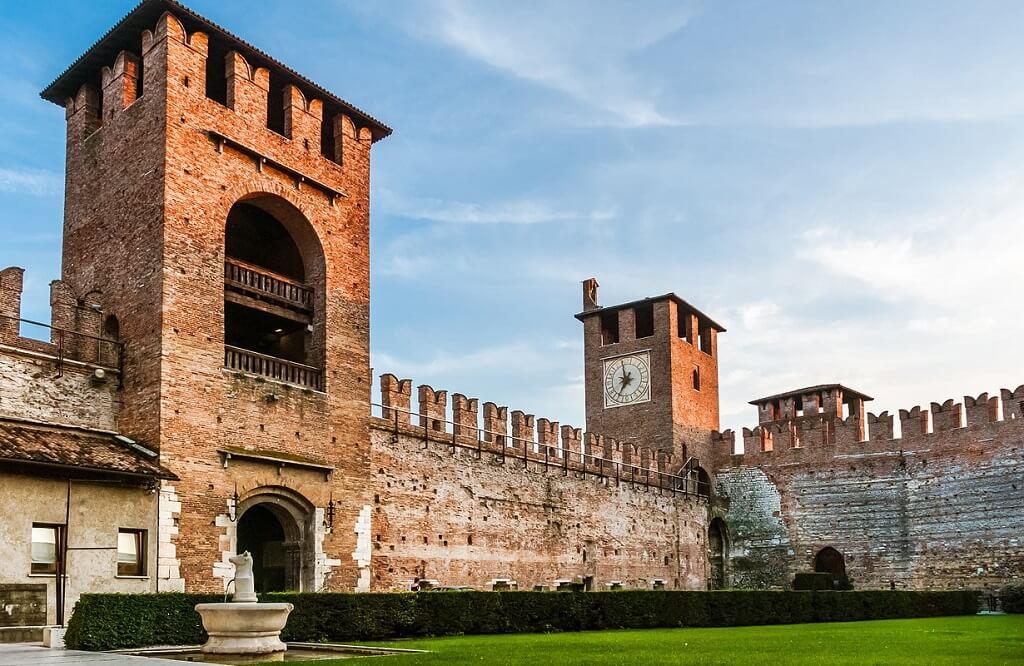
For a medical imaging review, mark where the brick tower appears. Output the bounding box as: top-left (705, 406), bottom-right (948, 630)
top-left (41, 0), bottom-right (390, 593)
top-left (576, 279), bottom-right (725, 470)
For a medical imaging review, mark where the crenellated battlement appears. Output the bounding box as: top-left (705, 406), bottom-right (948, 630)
top-left (42, 1), bottom-right (390, 169)
top-left (371, 373), bottom-right (711, 496)
top-left (0, 267), bottom-right (123, 374)
top-left (722, 382), bottom-right (1024, 469)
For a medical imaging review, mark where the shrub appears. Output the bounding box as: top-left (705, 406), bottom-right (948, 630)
top-left (63, 589), bottom-right (981, 651)
top-left (1002, 587), bottom-right (1024, 614)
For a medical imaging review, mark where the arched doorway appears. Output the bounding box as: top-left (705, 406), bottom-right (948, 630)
top-left (235, 489), bottom-right (316, 592)
top-left (814, 546), bottom-right (846, 575)
top-left (708, 518), bottom-right (728, 589)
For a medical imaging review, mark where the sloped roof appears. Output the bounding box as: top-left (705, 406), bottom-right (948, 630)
top-left (39, 0), bottom-right (391, 142)
top-left (575, 293), bottom-right (726, 332)
top-left (0, 419), bottom-right (177, 481)
top-left (750, 384), bottom-right (873, 406)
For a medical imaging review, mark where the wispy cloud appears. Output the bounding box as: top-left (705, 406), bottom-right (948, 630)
top-left (0, 167), bottom-right (61, 196)
top-left (379, 188), bottom-right (615, 225)
top-left (377, 0), bottom-right (697, 127)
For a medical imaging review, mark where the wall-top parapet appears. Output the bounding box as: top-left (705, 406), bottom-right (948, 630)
top-left (714, 383), bottom-right (1024, 468)
top-left (374, 373), bottom-right (711, 497)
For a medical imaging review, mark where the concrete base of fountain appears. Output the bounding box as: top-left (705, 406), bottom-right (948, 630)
top-left (195, 601), bottom-right (293, 655)
top-left (194, 551), bottom-right (293, 659)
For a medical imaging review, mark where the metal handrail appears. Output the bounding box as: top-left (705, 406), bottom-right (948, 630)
top-left (224, 345), bottom-right (323, 391)
top-left (0, 314), bottom-right (124, 383)
top-left (371, 402), bottom-right (710, 498)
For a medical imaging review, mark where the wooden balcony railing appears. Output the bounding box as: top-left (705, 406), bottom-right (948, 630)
top-left (224, 258), bottom-right (313, 311)
top-left (224, 345), bottom-right (324, 391)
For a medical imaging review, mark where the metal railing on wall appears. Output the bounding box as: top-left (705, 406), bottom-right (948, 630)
top-left (371, 402), bottom-right (711, 498)
top-left (0, 314), bottom-right (123, 384)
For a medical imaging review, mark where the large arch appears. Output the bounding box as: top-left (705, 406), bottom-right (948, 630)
top-left (222, 193), bottom-right (328, 374)
top-left (235, 486), bottom-right (317, 592)
top-left (708, 517), bottom-right (728, 590)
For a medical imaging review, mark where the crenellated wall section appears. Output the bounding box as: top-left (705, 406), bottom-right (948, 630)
top-left (369, 374), bottom-right (712, 591)
top-left (714, 386), bottom-right (1024, 590)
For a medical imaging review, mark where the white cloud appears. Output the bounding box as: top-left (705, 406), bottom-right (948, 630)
top-left (381, 0), bottom-right (697, 127)
top-left (0, 167), bottom-right (61, 196)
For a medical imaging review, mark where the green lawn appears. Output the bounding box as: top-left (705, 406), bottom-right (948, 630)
top-left (280, 615), bottom-right (1023, 665)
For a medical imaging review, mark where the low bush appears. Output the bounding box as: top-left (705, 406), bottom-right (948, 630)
top-left (1002, 587), bottom-right (1024, 614)
top-left (64, 589), bottom-right (980, 651)
top-left (793, 572), bottom-right (853, 591)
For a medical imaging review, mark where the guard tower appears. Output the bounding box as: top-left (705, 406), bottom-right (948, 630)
top-left (576, 279), bottom-right (725, 468)
top-left (40, 0), bottom-right (391, 594)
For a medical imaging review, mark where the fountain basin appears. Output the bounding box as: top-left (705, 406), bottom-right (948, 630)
top-left (195, 602), bottom-right (293, 655)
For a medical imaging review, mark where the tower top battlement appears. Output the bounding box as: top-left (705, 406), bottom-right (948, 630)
top-left (40, 0), bottom-right (391, 142)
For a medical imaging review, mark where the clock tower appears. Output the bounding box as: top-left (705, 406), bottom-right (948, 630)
top-left (576, 278), bottom-right (725, 467)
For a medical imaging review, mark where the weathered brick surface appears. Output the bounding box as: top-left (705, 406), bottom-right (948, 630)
top-left (369, 420), bottom-right (710, 591)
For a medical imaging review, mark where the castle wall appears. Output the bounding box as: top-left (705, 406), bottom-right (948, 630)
top-left (714, 388), bottom-right (1024, 591)
top-left (0, 348), bottom-right (118, 432)
top-left (368, 421), bottom-right (710, 591)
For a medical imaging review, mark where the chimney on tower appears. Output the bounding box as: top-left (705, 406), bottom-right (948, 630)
top-left (582, 277), bottom-right (600, 311)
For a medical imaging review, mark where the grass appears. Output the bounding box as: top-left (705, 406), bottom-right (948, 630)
top-left (275, 615), bottom-right (1024, 665)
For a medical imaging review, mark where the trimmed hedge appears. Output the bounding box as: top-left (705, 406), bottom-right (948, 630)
top-left (1003, 587), bottom-right (1024, 614)
top-left (64, 589), bottom-right (980, 651)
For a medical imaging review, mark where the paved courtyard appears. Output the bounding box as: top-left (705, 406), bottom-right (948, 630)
top-left (0, 644), bottom-right (182, 665)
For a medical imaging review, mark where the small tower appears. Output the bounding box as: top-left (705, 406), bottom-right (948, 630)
top-left (576, 280), bottom-right (725, 466)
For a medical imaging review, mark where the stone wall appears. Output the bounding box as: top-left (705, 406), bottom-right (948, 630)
top-left (714, 387), bottom-right (1024, 590)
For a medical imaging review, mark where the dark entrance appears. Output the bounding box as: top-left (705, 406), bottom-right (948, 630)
top-left (708, 518), bottom-right (727, 589)
top-left (237, 505), bottom-right (294, 593)
top-left (814, 546), bottom-right (846, 575)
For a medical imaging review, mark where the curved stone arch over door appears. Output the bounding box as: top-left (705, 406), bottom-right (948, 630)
top-left (236, 486), bottom-right (316, 592)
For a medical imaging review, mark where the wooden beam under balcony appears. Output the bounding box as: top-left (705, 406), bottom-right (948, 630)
top-left (223, 290), bottom-right (312, 324)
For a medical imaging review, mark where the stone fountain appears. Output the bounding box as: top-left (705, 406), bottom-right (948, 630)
top-left (195, 552), bottom-right (294, 659)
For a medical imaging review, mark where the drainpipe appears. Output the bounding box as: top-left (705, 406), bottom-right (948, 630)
top-left (58, 479), bottom-right (72, 627)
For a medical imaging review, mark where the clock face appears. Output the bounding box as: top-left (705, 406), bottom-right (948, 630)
top-left (603, 353), bottom-right (651, 408)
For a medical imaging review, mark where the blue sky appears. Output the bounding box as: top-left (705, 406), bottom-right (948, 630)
top-left (2, 1), bottom-right (1023, 434)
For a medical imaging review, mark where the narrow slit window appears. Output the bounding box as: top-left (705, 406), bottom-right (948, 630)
top-left (117, 528), bottom-right (147, 576)
top-left (634, 303), bottom-right (654, 339)
top-left (692, 366), bottom-right (701, 391)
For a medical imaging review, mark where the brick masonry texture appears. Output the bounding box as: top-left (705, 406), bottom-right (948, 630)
top-left (369, 420), bottom-right (710, 591)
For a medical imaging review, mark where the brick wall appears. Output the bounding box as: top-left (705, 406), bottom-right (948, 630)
top-left (369, 420), bottom-right (710, 591)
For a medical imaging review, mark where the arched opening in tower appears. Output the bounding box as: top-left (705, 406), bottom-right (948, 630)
top-left (223, 198), bottom-right (324, 380)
